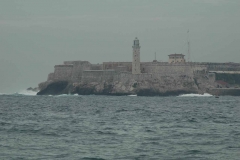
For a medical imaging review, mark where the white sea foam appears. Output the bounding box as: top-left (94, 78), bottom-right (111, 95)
top-left (178, 93), bottom-right (213, 97)
top-left (55, 94), bottom-right (79, 97)
top-left (128, 95), bottom-right (137, 96)
top-left (16, 90), bottom-right (38, 96)
top-left (48, 94), bottom-right (78, 97)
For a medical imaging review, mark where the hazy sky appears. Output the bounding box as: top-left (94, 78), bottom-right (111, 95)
top-left (0, 0), bottom-right (240, 93)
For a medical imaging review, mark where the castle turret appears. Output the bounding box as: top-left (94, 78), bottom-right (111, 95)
top-left (132, 37), bottom-right (141, 74)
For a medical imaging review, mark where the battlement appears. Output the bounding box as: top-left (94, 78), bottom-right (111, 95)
top-left (54, 65), bottom-right (73, 68)
top-left (64, 61), bottom-right (91, 65)
top-left (53, 65), bottom-right (73, 81)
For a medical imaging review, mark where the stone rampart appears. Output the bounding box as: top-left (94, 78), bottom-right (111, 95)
top-left (190, 62), bottom-right (240, 71)
top-left (64, 61), bottom-right (92, 82)
top-left (91, 64), bottom-right (103, 70)
top-left (82, 70), bottom-right (117, 82)
top-left (142, 64), bottom-right (193, 76)
top-left (113, 72), bottom-right (153, 83)
top-left (115, 66), bottom-right (128, 72)
top-left (42, 60), bottom-right (240, 89)
top-left (103, 62), bottom-right (132, 72)
top-left (82, 64), bottom-right (206, 84)
top-left (47, 73), bottom-right (54, 81)
top-left (53, 65), bottom-right (73, 81)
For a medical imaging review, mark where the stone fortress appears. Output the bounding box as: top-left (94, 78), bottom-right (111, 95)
top-left (38, 38), bottom-right (240, 96)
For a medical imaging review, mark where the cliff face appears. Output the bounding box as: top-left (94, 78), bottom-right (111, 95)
top-left (37, 81), bottom-right (69, 95)
top-left (37, 73), bottom-right (215, 96)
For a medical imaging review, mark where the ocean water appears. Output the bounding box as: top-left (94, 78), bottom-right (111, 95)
top-left (0, 93), bottom-right (240, 160)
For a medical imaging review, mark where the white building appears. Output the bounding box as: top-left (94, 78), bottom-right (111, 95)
top-left (168, 53), bottom-right (186, 64)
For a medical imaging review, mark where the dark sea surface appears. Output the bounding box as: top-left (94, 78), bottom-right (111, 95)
top-left (0, 94), bottom-right (240, 160)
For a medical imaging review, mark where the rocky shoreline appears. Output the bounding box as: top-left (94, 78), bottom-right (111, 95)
top-left (37, 80), bottom-right (200, 96)
top-left (37, 79), bottom-right (240, 96)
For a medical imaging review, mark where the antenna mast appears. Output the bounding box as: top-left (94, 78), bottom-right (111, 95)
top-left (155, 52), bottom-right (156, 61)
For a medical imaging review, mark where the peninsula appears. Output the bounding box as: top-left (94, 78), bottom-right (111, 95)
top-left (37, 38), bottom-right (240, 96)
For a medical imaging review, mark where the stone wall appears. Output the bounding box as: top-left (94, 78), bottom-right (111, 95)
top-left (103, 62), bottom-right (132, 72)
top-left (91, 64), bottom-right (103, 70)
top-left (115, 66), bottom-right (128, 72)
top-left (47, 73), bottom-right (54, 81)
top-left (141, 62), bottom-right (240, 73)
top-left (64, 61), bottom-right (92, 82)
top-left (43, 60), bottom-right (240, 86)
top-left (82, 70), bottom-right (117, 82)
top-left (191, 62), bottom-right (240, 71)
top-left (82, 63), bottom-right (208, 84)
top-left (113, 72), bottom-right (153, 83)
top-left (142, 63), bottom-right (193, 76)
top-left (53, 65), bottom-right (73, 81)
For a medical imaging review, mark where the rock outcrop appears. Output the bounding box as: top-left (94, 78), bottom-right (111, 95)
top-left (37, 73), bottom-right (215, 96)
top-left (37, 81), bottom-right (69, 95)
top-left (27, 87), bottom-right (39, 92)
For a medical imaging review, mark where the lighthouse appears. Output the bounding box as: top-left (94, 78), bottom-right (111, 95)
top-left (132, 37), bottom-right (141, 74)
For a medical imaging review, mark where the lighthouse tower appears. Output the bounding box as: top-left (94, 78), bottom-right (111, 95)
top-left (132, 37), bottom-right (141, 74)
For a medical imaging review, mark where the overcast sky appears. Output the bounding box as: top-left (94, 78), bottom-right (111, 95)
top-left (0, 0), bottom-right (240, 93)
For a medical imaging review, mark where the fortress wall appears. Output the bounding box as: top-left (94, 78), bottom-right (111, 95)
top-left (115, 66), bottom-right (128, 72)
top-left (47, 73), bottom-right (54, 81)
top-left (102, 62), bottom-right (169, 72)
top-left (64, 61), bottom-right (92, 82)
top-left (53, 65), bottom-right (73, 81)
top-left (82, 70), bottom-right (153, 83)
top-left (190, 62), bottom-right (240, 71)
top-left (91, 64), bottom-right (103, 70)
top-left (142, 65), bottom-right (193, 76)
top-left (141, 64), bottom-right (207, 76)
top-left (112, 72), bottom-right (194, 85)
top-left (103, 62), bottom-right (132, 72)
top-left (113, 72), bottom-right (153, 83)
top-left (82, 70), bottom-right (116, 82)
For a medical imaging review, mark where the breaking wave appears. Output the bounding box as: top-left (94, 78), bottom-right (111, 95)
top-left (55, 94), bottom-right (79, 97)
top-left (16, 90), bottom-right (38, 96)
top-left (178, 93), bottom-right (213, 97)
top-left (128, 95), bottom-right (137, 97)
top-left (0, 90), bottom-right (38, 96)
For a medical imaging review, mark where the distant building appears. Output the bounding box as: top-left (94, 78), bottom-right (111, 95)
top-left (168, 53), bottom-right (186, 64)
